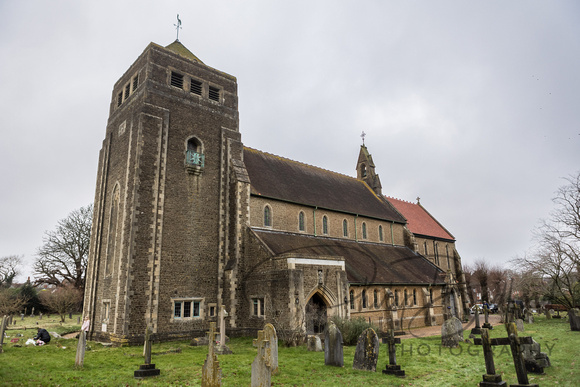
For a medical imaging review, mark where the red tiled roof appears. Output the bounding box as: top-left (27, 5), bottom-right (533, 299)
top-left (243, 148), bottom-right (405, 223)
top-left (385, 197), bottom-right (455, 241)
top-left (252, 229), bottom-right (445, 285)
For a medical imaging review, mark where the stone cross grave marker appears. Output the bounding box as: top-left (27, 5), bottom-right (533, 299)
top-left (483, 305), bottom-right (493, 329)
top-left (251, 330), bottom-right (272, 387)
top-left (263, 323), bottom-right (278, 374)
top-left (75, 331), bottom-right (87, 367)
top-left (474, 323), bottom-right (538, 387)
top-left (202, 322), bottom-right (222, 387)
top-left (381, 329), bottom-right (405, 377)
top-left (134, 326), bottom-right (160, 378)
top-left (471, 305), bottom-right (482, 335)
top-left (0, 315), bottom-right (8, 353)
top-left (324, 321), bottom-right (343, 367)
top-left (352, 327), bottom-right (380, 372)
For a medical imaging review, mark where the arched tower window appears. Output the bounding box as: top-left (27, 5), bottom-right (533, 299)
top-left (322, 215), bottom-right (328, 235)
top-left (343, 219), bottom-right (348, 237)
top-left (185, 137), bottom-right (205, 173)
top-left (298, 211), bottom-right (305, 231)
top-left (360, 163), bottom-right (367, 177)
top-left (264, 206), bottom-right (272, 227)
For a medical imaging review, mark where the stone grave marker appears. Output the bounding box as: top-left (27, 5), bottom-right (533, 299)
top-left (474, 323), bottom-right (538, 387)
top-left (75, 330), bottom-right (87, 367)
top-left (441, 316), bottom-right (463, 348)
top-left (516, 319), bottom-right (525, 332)
top-left (471, 305), bottom-right (482, 335)
top-left (307, 335), bottom-right (322, 352)
top-left (0, 315), bottom-right (7, 353)
top-left (522, 338), bottom-right (551, 374)
top-left (134, 327), bottom-right (160, 378)
top-left (263, 323), bottom-right (278, 374)
top-left (352, 327), bottom-right (379, 372)
top-left (324, 321), bottom-right (343, 367)
top-left (568, 308), bottom-right (580, 331)
top-left (544, 309), bottom-right (552, 319)
top-left (483, 305), bottom-right (493, 329)
top-left (381, 329), bottom-right (405, 377)
top-left (216, 305), bottom-right (232, 355)
top-left (251, 330), bottom-right (271, 387)
top-left (525, 310), bottom-right (534, 324)
top-left (202, 322), bottom-right (222, 387)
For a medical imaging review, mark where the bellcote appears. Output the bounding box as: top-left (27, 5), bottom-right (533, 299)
top-left (356, 145), bottom-right (382, 196)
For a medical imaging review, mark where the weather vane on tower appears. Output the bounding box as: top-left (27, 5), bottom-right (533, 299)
top-left (174, 14), bottom-right (182, 41)
top-left (361, 131), bottom-right (366, 146)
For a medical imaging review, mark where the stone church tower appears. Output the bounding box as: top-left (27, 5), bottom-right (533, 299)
top-left (83, 41), bottom-right (245, 343)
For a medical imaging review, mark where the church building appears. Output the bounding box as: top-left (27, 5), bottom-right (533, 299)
top-left (82, 40), bottom-right (468, 344)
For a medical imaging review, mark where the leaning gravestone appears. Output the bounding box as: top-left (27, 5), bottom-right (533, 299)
top-left (251, 330), bottom-right (272, 387)
top-left (324, 322), bottom-right (343, 367)
top-left (352, 328), bottom-right (379, 372)
top-left (441, 316), bottom-right (463, 348)
top-left (263, 324), bottom-right (278, 374)
top-left (307, 335), bottom-right (322, 352)
top-left (569, 308), bottom-right (580, 331)
top-left (202, 322), bottom-right (222, 387)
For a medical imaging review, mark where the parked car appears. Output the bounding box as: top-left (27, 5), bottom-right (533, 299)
top-left (488, 304), bottom-right (499, 313)
top-left (470, 304), bottom-right (483, 314)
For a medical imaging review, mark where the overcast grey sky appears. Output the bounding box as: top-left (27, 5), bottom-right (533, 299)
top-left (1, 1), bottom-right (578, 281)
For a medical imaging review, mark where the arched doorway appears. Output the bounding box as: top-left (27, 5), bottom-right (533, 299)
top-left (305, 293), bottom-right (327, 334)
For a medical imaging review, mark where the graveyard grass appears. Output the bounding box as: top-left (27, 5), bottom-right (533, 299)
top-left (1, 314), bottom-right (579, 386)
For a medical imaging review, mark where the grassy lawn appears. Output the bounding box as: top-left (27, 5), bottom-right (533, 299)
top-left (1, 314), bottom-right (578, 386)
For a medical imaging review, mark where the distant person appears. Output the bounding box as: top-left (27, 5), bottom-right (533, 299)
top-left (34, 328), bottom-right (51, 345)
top-left (81, 316), bottom-right (90, 332)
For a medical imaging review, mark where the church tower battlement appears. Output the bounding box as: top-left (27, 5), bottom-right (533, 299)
top-left (83, 41), bottom-right (246, 343)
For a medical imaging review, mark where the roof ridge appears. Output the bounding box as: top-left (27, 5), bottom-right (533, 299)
top-left (244, 146), bottom-right (362, 183)
top-left (385, 195), bottom-right (416, 205)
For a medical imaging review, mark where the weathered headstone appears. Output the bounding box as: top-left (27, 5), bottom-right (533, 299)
top-left (522, 338), bottom-right (551, 374)
top-left (307, 335), bottom-right (322, 352)
top-left (75, 331), bottom-right (87, 367)
top-left (216, 305), bottom-right (232, 355)
top-left (381, 329), bottom-right (405, 377)
top-left (516, 319), bottom-right (525, 332)
top-left (568, 308), bottom-right (580, 331)
top-left (251, 330), bottom-right (271, 387)
top-left (134, 327), bottom-right (160, 378)
top-left (202, 322), bottom-right (222, 387)
top-left (483, 305), bottom-right (493, 329)
top-left (324, 322), bottom-right (343, 367)
top-left (263, 324), bottom-right (278, 373)
top-left (474, 323), bottom-right (538, 387)
top-left (441, 316), bottom-right (463, 348)
top-left (525, 310), bottom-right (534, 324)
top-left (0, 315), bottom-right (8, 353)
top-left (352, 328), bottom-right (379, 372)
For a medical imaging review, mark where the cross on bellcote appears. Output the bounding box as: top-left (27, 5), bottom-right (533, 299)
top-left (361, 131), bottom-right (366, 145)
top-left (174, 14), bottom-right (182, 41)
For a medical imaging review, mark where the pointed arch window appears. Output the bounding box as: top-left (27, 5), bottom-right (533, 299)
top-left (322, 215), bottom-right (328, 235)
top-left (413, 289), bottom-right (417, 305)
top-left (349, 290), bottom-right (354, 310)
top-left (343, 219), bottom-right (348, 237)
top-left (264, 206), bottom-right (272, 227)
top-left (404, 289), bottom-right (408, 306)
top-left (362, 289), bottom-right (367, 309)
top-left (362, 222), bottom-right (367, 239)
top-left (446, 245), bottom-right (451, 269)
top-left (379, 225), bottom-right (383, 242)
top-left (373, 289), bottom-right (378, 308)
top-left (299, 211), bottom-right (305, 232)
top-left (394, 290), bottom-right (399, 306)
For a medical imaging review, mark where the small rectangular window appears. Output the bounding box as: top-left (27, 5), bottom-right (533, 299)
top-left (132, 75), bottom-right (139, 92)
top-left (252, 298), bottom-right (264, 317)
top-left (208, 86), bottom-right (220, 101)
top-left (174, 302), bottom-right (182, 318)
top-left (190, 79), bottom-right (202, 95)
top-left (117, 92), bottom-right (123, 107)
top-left (124, 83), bottom-right (131, 100)
top-left (193, 301), bottom-right (200, 317)
top-left (171, 71), bottom-right (184, 89)
top-left (183, 301), bottom-right (191, 318)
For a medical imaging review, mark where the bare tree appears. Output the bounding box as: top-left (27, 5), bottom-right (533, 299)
top-left (0, 255), bottom-right (22, 288)
top-left (0, 288), bottom-right (28, 315)
top-left (34, 204), bottom-right (93, 291)
top-left (39, 284), bottom-right (82, 322)
top-left (513, 172), bottom-right (580, 308)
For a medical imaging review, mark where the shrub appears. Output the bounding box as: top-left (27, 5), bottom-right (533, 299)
top-left (331, 316), bottom-right (378, 345)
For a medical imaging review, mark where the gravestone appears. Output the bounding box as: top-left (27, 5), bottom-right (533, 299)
top-left (202, 322), bottom-right (222, 387)
top-left (381, 329), bottom-right (405, 377)
top-left (75, 331), bottom-right (87, 367)
top-left (0, 315), bottom-right (7, 353)
top-left (474, 323), bottom-right (538, 387)
top-left (471, 306), bottom-right (482, 335)
top-left (307, 335), bottom-right (322, 352)
top-left (525, 310), bottom-right (534, 324)
top-left (516, 319), bottom-right (525, 332)
top-left (263, 324), bottom-right (278, 373)
top-left (39, 313), bottom-right (42, 320)
top-left (324, 321), bottom-right (343, 367)
top-left (483, 305), bottom-right (493, 329)
top-left (352, 328), bottom-right (379, 372)
top-left (568, 308), bottom-right (580, 331)
top-left (522, 338), bottom-right (551, 374)
top-left (216, 305), bottom-right (232, 355)
top-left (251, 330), bottom-right (272, 387)
top-left (134, 327), bottom-right (160, 378)
top-left (441, 316), bottom-right (463, 348)
top-left (544, 309), bottom-right (552, 319)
